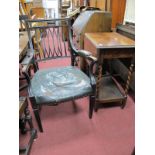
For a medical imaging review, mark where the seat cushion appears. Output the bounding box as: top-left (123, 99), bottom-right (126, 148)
top-left (30, 66), bottom-right (92, 104)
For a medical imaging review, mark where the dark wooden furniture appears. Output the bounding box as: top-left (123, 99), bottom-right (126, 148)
top-left (73, 11), bottom-right (112, 49)
top-left (116, 23), bottom-right (135, 40)
top-left (25, 17), bottom-right (97, 132)
top-left (19, 15), bottom-right (38, 91)
top-left (19, 97), bottom-right (37, 155)
top-left (84, 32), bottom-right (135, 112)
top-left (19, 31), bottom-right (38, 91)
top-left (111, 23), bottom-right (135, 91)
top-left (89, 0), bottom-right (111, 11)
top-left (72, 10), bottom-right (112, 71)
top-left (131, 147), bottom-right (135, 155)
top-left (111, 0), bottom-right (126, 28)
top-left (89, 0), bottom-right (127, 28)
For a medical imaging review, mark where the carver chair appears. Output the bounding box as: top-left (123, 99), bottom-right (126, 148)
top-left (19, 15), bottom-right (38, 92)
top-left (25, 17), bottom-right (97, 132)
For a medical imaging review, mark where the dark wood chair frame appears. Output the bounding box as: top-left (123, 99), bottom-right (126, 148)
top-left (24, 17), bottom-right (97, 132)
top-left (19, 15), bottom-right (39, 91)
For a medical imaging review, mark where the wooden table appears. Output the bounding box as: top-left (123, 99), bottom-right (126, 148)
top-left (84, 32), bottom-right (135, 58)
top-left (84, 32), bottom-right (135, 109)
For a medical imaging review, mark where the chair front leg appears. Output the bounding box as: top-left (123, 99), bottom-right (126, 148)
top-left (95, 64), bottom-right (102, 112)
top-left (89, 95), bottom-right (95, 119)
top-left (29, 97), bottom-right (43, 132)
top-left (121, 96), bottom-right (127, 109)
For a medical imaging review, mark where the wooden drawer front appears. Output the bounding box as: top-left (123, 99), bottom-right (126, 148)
top-left (84, 36), bottom-right (97, 57)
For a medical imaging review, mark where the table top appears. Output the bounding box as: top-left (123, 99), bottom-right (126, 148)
top-left (85, 32), bottom-right (135, 49)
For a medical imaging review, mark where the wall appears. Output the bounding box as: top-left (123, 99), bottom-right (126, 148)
top-left (124, 0), bottom-right (135, 23)
top-left (111, 0), bottom-right (126, 28)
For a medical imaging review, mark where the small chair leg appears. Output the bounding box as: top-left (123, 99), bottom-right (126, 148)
top-left (131, 147), bottom-right (135, 155)
top-left (89, 96), bottom-right (95, 119)
top-left (29, 97), bottom-right (43, 132)
top-left (94, 103), bottom-right (98, 112)
top-left (33, 108), bottom-right (43, 132)
top-left (121, 97), bottom-right (127, 109)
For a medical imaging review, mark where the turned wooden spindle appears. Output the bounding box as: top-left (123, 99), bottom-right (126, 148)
top-left (125, 64), bottom-right (134, 95)
top-left (96, 65), bottom-right (102, 98)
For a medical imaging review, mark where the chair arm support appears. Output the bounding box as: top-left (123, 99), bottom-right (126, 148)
top-left (77, 50), bottom-right (97, 93)
top-left (77, 50), bottom-right (91, 57)
top-left (77, 50), bottom-right (97, 62)
top-left (21, 50), bottom-right (33, 65)
top-left (21, 49), bottom-right (34, 72)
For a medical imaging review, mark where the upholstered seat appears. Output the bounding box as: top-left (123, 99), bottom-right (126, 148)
top-left (30, 66), bottom-right (92, 104)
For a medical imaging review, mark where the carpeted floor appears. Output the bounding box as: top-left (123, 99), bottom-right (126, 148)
top-left (19, 59), bottom-right (135, 155)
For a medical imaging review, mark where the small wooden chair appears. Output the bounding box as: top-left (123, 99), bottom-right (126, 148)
top-left (24, 17), bottom-right (97, 132)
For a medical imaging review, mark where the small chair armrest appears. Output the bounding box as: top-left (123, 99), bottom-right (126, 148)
top-left (77, 50), bottom-right (97, 62)
top-left (21, 49), bottom-right (34, 73)
top-left (77, 50), bottom-right (97, 92)
top-left (21, 50), bottom-right (33, 65)
top-left (77, 50), bottom-right (91, 57)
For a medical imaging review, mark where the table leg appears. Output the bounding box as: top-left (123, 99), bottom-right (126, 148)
top-left (125, 63), bottom-right (134, 95)
top-left (95, 64), bottom-right (102, 112)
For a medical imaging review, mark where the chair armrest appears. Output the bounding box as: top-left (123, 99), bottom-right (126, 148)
top-left (21, 49), bottom-right (34, 65)
top-left (77, 50), bottom-right (97, 62)
top-left (77, 50), bottom-right (97, 92)
top-left (21, 49), bottom-right (34, 73)
top-left (77, 50), bottom-right (91, 57)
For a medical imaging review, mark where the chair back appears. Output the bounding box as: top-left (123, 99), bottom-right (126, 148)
top-left (25, 18), bottom-right (74, 62)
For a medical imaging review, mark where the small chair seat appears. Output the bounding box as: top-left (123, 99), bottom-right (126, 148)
top-left (30, 66), bottom-right (93, 105)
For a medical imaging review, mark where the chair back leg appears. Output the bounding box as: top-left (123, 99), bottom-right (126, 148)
top-left (89, 95), bottom-right (95, 118)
